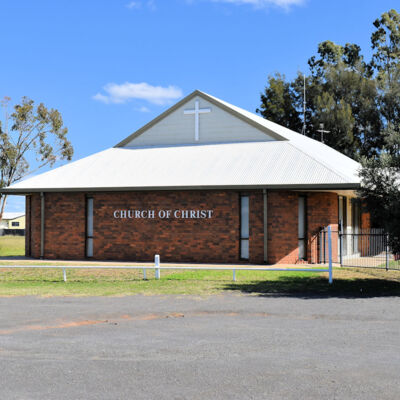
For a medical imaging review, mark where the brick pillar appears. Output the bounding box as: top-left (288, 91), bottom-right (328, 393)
top-left (307, 192), bottom-right (339, 263)
top-left (249, 191), bottom-right (264, 264)
top-left (267, 191), bottom-right (299, 264)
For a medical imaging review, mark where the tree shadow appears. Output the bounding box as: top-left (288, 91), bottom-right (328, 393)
top-left (224, 276), bottom-right (400, 298)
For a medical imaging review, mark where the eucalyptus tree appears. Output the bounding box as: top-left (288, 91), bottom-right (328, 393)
top-left (257, 40), bottom-right (381, 160)
top-left (0, 97), bottom-right (73, 219)
top-left (256, 73), bottom-right (302, 132)
top-left (257, 8), bottom-right (400, 242)
top-left (359, 9), bottom-right (400, 249)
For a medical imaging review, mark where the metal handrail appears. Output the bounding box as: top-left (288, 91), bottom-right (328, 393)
top-left (0, 257), bottom-right (333, 284)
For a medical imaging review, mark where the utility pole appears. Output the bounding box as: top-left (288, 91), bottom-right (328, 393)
top-left (317, 123), bottom-right (330, 144)
top-left (0, 96), bottom-right (11, 134)
top-left (301, 74), bottom-right (306, 135)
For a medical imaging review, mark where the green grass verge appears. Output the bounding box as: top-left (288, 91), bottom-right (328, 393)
top-left (377, 259), bottom-right (400, 269)
top-left (0, 235), bottom-right (25, 257)
top-left (0, 235), bottom-right (399, 297)
top-left (0, 267), bottom-right (399, 297)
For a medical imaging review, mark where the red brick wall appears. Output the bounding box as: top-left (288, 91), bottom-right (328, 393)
top-left (266, 191), bottom-right (339, 264)
top-left (27, 190), bottom-right (251, 263)
top-left (93, 191), bottom-right (242, 263)
top-left (267, 191), bottom-right (299, 264)
top-left (249, 191), bottom-right (264, 264)
top-left (27, 193), bottom-right (86, 259)
top-left (44, 192), bottom-right (86, 259)
top-left (307, 192), bottom-right (339, 263)
top-left (26, 189), bottom-right (341, 264)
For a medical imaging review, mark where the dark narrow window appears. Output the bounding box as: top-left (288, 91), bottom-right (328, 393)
top-left (338, 196), bottom-right (347, 233)
top-left (240, 195), bottom-right (249, 260)
top-left (298, 195), bottom-right (307, 260)
top-left (12, 221), bottom-right (20, 227)
top-left (338, 196), bottom-right (348, 256)
top-left (86, 197), bottom-right (94, 258)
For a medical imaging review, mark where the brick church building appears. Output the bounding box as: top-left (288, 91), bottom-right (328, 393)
top-left (2, 90), bottom-right (367, 264)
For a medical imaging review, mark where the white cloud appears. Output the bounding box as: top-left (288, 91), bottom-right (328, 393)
top-left (92, 93), bottom-right (110, 103)
top-left (210, 0), bottom-right (305, 9)
top-left (126, 1), bottom-right (141, 8)
top-left (136, 106), bottom-right (151, 112)
top-left (126, 1), bottom-right (156, 10)
top-left (93, 82), bottom-right (183, 105)
top-left (147, 0), bottom-right (157, 11)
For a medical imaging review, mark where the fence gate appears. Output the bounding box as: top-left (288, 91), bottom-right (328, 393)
top-left (319, 228), bottom-right (400, 271)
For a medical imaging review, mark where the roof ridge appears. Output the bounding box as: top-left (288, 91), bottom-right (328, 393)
top-left (200, 92), bottom-right (360, 182)
top-left (286, 142), bottom-right (353, 183)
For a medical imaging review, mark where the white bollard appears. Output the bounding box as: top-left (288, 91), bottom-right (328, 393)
top-left (143, 268), bottom-right (147, 280)
top-left (233, 269), bottom-right (236, 282)
top-left (63, 267), bottom-right (67, 283)
top-left (155, 254), bottom-right (160, 280)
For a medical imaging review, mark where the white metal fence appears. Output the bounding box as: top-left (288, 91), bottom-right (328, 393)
top-left (1, 229), bottom-right (335, 284)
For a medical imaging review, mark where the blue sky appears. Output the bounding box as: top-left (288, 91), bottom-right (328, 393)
top-left (1, 0), bottom-right (397, 212)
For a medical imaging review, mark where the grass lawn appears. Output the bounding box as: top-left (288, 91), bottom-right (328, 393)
top-left (0, 235), bottom-right (399, 297)
top-left (378, 259), bottom-right (400, 269)
top-left (0, 235), bottom-right (25, 257)
top-left (0, 266), bottom-right (399, 297)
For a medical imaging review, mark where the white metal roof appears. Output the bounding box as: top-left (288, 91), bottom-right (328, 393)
top-left (2, 90), bottom-right (361, 193)
top-left (1, 212), bottom-right (25, 220)
top-left (201, 91), bottom-right (360, 183)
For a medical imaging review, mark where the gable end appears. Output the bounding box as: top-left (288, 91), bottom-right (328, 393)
top-left (115, 90), bottom-right (287, 147)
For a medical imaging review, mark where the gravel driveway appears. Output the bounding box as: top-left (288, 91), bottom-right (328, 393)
top-left (0, 295), bottom-right (399, 400)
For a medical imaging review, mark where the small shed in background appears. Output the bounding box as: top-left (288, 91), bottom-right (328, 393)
top-left (0, 212), bottom-right (25, 236)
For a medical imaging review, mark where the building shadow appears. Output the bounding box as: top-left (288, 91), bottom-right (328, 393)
top-left (223, 276), bottom-right (400, 298)
top-left (0, 256), bottom-right (31, 261)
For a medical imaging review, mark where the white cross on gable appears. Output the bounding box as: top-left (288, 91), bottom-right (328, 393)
top-left (183, 100), bottom-right (211, 141)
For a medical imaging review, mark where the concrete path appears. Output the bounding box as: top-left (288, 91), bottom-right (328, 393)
top-left (0, 295), bottom-right (399, 399)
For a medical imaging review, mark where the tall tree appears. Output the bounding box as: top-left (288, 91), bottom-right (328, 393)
top-left (0, 97), bottom-right (73, 219)
top-left (371, 9), bottom-right (400, 132)
top-left (359, 9), bottom-right (400, 249)
top-left (258, 8), bottom-right (400, 242)
top-left (257, 40), bottom-right (382, 159)
top-left (256, 73), bottom-right (302, 132)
